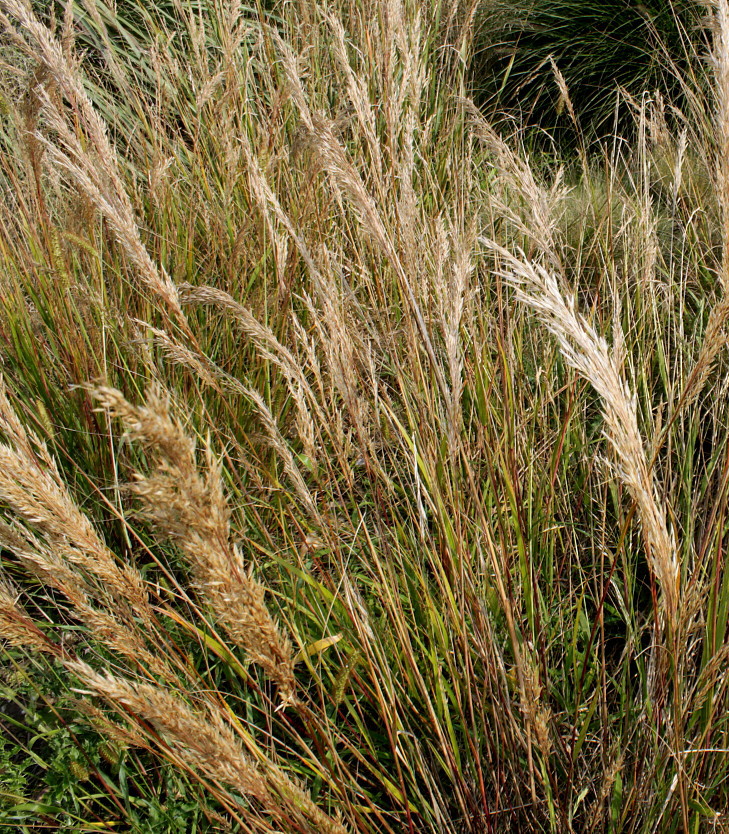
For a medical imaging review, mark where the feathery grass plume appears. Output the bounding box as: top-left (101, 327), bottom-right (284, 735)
top-left (238, 122), bottom-right (325, 287)
top-left (70, 661), bottom-right (347, 834)
top-left (243, 385), bottom-right (322, 524)
top-left (297, 256), bottom-right (375, 458)
top-left (237, 119), bottom-right (367, 436)
top-left (716, 0), bottom-right (729, 264)
top-left (636, 95), bottom-right (661, 293)
top-left (522, 656), bottom-right (552, 760)
top-left (0, 477), bottom-right (173, 680)
top-left (137, 322), bottom-right (251, 398)
top-left (467, 102), bottom-right (566, 272)
top-left (0, 578), bottom-right (60, 655)
top-left (0, 438), bottom-right (142, 603)
top-left (432, 217), bottom-right (475, 455)
top-left (0, 0), bottom-right (186, 326)
top-left (680, 0), bottom-right (729, 407)
top-left (90, 386), bottom-right (297, 704)
top-left (488, 243), bottom-right (681, 621)
top-left (178, 283), bottom-right (329, 467)
top-left (276, 31), bottom-right (449, 400)
top-left (180, 287), bottom-right (333, 509)
top-left (550, 56), bottom-right (578, 130)
top-left (68, 697), bottom-right (148, 750)
top-left (327, 13), bottom-right (383, 184)
top-left (0, 380), bottom-right (151, 619)
top-left (178, 284), bottom-right (304, 379)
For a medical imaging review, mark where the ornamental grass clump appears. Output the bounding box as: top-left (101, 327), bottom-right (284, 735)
top-left (0, 380), bottom-right (343, 832)
top-left (4, 0), bottom-right (729, 830)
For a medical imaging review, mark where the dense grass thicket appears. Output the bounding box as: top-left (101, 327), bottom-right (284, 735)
top-left (1, 0), bottom-right (729, 830)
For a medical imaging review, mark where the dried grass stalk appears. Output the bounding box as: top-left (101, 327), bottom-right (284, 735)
top-left (680, 0), bottom-right (729, 405)
top-left (0, 0), bottom-right (185, 324)
top-left (70, 662), bottom-right (347, 833)
top-left (0, 382), bottom-right (158, 648)
top-left (0, 579), bottom-right (60, 655)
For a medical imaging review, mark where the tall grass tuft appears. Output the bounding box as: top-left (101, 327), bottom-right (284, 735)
top-left (2, 0), bottom-right (729, 831)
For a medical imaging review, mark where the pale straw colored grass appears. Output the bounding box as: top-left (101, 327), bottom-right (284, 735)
top-left (0, 577), bottom-right (60, 656)
top-left (90, 385), bottom-right (298, 704)
top-left (678, 0), bottom-right (729, 407)
top-left (0, 0), bottom-right (186, 326)
top-left (487, 243), bottom-right (681, 621)
top-left (0, 380), bottom-right (179, 679)
top-left (70, 660), bottom-right (347, 834)
top-left (3, 0), bottom-right (729, 828)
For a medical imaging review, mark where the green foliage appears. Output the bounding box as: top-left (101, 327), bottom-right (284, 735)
top-left (474, 0), bottom-right (711, 147)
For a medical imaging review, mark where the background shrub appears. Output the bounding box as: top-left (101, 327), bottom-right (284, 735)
top-left (473, 0), bottom-right (711, 147)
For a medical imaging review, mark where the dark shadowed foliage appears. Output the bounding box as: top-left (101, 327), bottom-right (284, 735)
top-left (473, 0), bottom-right (711, 149)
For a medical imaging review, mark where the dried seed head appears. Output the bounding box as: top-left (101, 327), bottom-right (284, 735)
top-left (91, 386), bottom-right (297, 703)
